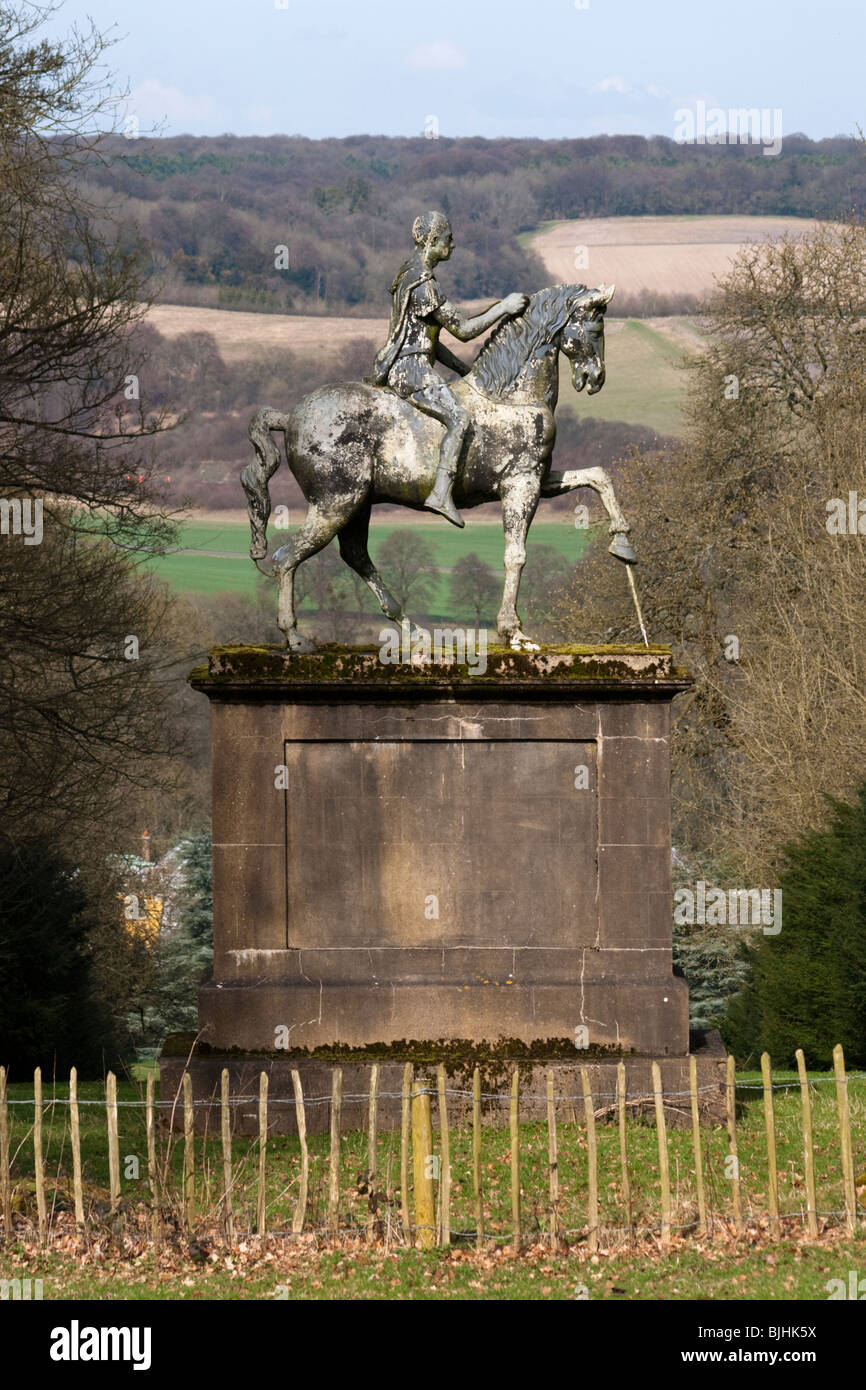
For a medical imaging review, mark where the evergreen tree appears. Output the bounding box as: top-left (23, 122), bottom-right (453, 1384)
top-left (723, 787), bottom-right (866, 1067)
top-left (125, 830), bottom-right (213, 1054)
top-left (673, 925), bottom-right (750, 1034)
top-left (0, 842), bottom-right (123, 1077)
top-left (175, 832), bottom-right (213, 944)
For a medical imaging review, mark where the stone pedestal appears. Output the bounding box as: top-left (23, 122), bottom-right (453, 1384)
top-left (164, 644), bottom-right (724, 1129)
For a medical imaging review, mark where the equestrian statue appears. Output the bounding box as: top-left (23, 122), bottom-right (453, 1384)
top-left (242, 210), bottom-right (637, 652)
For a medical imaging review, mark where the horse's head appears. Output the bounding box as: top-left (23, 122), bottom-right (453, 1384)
top-left (560, 284), bottom-right (615, 396)
top-left (470, 282), bottom-right (615, 404)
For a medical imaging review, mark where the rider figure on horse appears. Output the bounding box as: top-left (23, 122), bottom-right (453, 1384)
top-left (372, 211), bottom-right (528, 528)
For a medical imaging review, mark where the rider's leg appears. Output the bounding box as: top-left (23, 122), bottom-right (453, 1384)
top-left (425, 415), bottom-right (469, 528)
top-left (402, 377), bottom-right (470, 528)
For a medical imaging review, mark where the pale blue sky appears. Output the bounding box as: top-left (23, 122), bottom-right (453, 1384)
top-left (46, 0), bottom-right (866, 141)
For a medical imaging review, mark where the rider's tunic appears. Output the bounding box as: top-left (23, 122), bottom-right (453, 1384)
top-left (371, 267), bottom-right (468, 434)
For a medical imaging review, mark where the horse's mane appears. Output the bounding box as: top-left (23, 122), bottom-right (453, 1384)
top-left (470, 284), bottom-right (586, 395)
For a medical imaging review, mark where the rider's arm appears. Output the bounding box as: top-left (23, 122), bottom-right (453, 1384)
top-left (433, 294), bottom-right (528, 342)
top-left (435, 341), bottom-right (470, 376)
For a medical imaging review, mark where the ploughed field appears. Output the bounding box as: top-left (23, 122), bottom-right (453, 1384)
top-left (146, 216), bottom-right (819, 441)
top-left (527, 214), bottom-right (820, 300)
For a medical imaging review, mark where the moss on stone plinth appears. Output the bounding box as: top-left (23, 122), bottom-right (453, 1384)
top-left (190, 643), bottom-right (689, 690)
top-left (163, 1033), bottom-right (644, 1105)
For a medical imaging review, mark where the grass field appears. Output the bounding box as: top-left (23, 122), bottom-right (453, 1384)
top-left (1, 1068), bottom-right (864, 1300)
top-left (143, 516), bottom-right (592, 614)
top-left (559, 317), bottom-right (695, 433)
top-left (4, 1233), bottom-right (865, 1301)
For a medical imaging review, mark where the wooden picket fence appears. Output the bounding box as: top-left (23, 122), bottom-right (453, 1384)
top-left (0, 1047), bottom-right (861, 1250)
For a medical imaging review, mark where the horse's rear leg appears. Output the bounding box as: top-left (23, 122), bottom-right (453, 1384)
top-left (338, 506), bottom-right (428, 640)
top-left (274, 499), bottom-right (358, 651)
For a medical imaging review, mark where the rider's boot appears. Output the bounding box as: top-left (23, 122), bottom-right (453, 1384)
top-left (424, 432), bottom-right (465, 528)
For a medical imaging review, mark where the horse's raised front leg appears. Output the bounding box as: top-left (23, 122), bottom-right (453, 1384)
top-left (498, 478), bottom-right (541, 652)
top-left (337, 505), bottom-right (429, 643)
top-left (541, 464), bottom-right (636, 562)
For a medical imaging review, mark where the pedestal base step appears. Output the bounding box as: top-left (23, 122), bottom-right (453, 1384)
top-left (160, 1035), bottom-right (726, 1134)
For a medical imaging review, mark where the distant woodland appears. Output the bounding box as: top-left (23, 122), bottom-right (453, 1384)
top-left (86, 132), bottom-right (866, 316)
top-left (91, 131), bottom-right (866, 507)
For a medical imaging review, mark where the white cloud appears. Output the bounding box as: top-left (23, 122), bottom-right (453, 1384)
top-left (646, 84), bottom-right (669, 101)
top-left (592, 76), bottom-right (631, 95)
top-left (128, 79), bottom-right (218, 128)
top-left (406, 40), bottom-right (468, 71)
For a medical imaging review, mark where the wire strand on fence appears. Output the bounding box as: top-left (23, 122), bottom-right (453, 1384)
top-left (5, 1071), bottom-right (863, 1108)
top-left (2, 1054), bottom-right (861, 1255)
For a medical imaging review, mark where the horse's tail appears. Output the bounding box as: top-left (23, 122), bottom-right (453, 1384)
top-left (243, 407), bottom-right (290, 561)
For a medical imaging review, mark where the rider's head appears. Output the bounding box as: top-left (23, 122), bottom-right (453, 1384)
top-left (412, 211), bottom-right (453, 262)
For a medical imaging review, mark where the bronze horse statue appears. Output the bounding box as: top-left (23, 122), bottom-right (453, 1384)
top-left (242, 282), bottom-right (635, 651)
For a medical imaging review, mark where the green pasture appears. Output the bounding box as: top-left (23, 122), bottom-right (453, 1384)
top-left (5, 1235), bottom-right (866, 1302)
top-left (557, 318), bottom-right (689, 435)
top-left (2, 1069), bottom-right (864, 1300)
top-left (143, 517), bottom-right (592, 613)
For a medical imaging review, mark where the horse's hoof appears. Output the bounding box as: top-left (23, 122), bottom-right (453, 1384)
top-left (608, 532), bottom-right (636, 564)
top-left (250, 540), bottom-right (268, 561)
top-left (508, 633), bottom-right (541, 653)
top-left (284, 630), bottom-right (317, 654)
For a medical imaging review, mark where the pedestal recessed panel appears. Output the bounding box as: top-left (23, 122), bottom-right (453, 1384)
top-left (189, 646), bottom-right (692, 1054)
top-left (284, 739), bottom-right (597, 950)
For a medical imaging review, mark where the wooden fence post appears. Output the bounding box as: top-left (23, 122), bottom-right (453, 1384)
top-left (106, 1071), bottom-right (120, 1217)
top-left (581, 1067), bottom-right (599, 1253)
top-left (366, 1063), bottom-right (379, 1244)
top-left (726, 1054), bottom-right (743, 1235)
top-left (689, 1056), bottom-right (707, 1238)
top-left (146, 1072), bottom-right (159, 1245)
top-left (291, 1069), bottom-right (308, 1235)
top-left (400, 1063), bottom-right (413, 1242)
top-left (833, 1044), bottom-right (857, 1236)
top-left (795, 1049), bottom-right (818, 1238)
top-left (220, 1068), bottom-right (234, 1244)
top-left (1, 1067), bottom-right (12, 1236)
top-left (33, 1067), bottom-right (46, 1242)
top-left (761, 1053), bottom-right (780, 1240)
top-left (69, 1068), bottom-right (85, 1229)
top-left (411, 1075), bottom-right (435, 1249)
top-left (256, 1071), bottom-right (268, 1236)
top-left (183, 1072), bottom-right (195, 1228)
top-left (367, 1062), bottom-right (379, 1178)
top-left (437, 1065), bottom-right (451, 1247)
top-left (546, 1070), bottom-right (559, 1251)
top-left (652, 1062), bottom-right (671, 1248)
top-left (510, 1068), bottom-right (521, 1251)
top-left (617, 1061), bottom-right (632, 1237)
top-left (328, 1068), bottom-right (342, 1237)
top-left (473, 1067), bottom-right (484, 1250)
